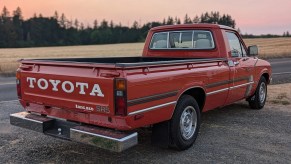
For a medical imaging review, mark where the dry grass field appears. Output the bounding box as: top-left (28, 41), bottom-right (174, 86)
top-left (245, 37), bottom-right (291, 58)
top-left (1, 37), bottom-right (291, 75)
top-left (267, 83), bottom-right (291, 105)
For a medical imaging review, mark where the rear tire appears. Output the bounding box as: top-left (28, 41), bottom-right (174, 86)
top-left (248, 77), bottom-right (267, 109)
top-left (170, 95), bottom-right (201, 150)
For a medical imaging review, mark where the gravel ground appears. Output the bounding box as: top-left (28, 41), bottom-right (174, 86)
top-left (0, 100), bottom-right (290, 163)
top-left (271, 74), bottom-right (291, 85)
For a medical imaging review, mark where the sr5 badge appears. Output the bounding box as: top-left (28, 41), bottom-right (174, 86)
top-left (96, 105), bottom-right (110, 113)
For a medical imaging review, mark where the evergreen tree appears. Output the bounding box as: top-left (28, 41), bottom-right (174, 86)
top-left (53, 11), bottom-right (59, 21)
top-left (12, 7), bottom-right (24, 41)
top-left (110, 20), bottom-right (114, 29)
top-left (132, 21), bottom-right (139, 29)
top-left (1, 6), bottom-right (10, 23)
top-left (74, 19), bottom-right (79, 29)
top-left (184, 14), bottom-right (192, 24)
top-left (93, 19), bottom-right (98, 29)
top-left (193, 15), bottom-right (200, 23)
top-left (13, 7), bottom-right (23, 20)
top-left (174, 17), bottom-right (181, 24)
top-left (1, 6), bottom-right (10, 18)
top-left (80, 23), bottom-right (84, 30)
top-left (0, 8), bottom-right (241, 48)
top-left (162, 18), bottom-right (166, 25)
top-left (60, 13), bottom-right (66, 28)
top-left (200, 12), bottom-right (210, 23)
top-left (100, 19), bottom-right (108, 29)
top-left (166, 16), bottom-right (174, 25)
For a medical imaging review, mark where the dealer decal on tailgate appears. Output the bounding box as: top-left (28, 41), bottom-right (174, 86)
top-left (26, 77), bottom-right (104, 97)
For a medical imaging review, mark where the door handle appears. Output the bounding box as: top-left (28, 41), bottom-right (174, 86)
top-left (234, 61), bottom-right (240, 66)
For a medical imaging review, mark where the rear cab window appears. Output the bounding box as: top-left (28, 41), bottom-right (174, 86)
top-left (150, 30), bottom-right (215, 50)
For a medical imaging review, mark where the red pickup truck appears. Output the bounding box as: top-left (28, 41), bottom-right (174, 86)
top-left (11, 24), bottom-right (271, 152)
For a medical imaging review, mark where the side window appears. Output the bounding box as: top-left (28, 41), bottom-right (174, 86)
top-left (226, 32), bottom-right (244, 57)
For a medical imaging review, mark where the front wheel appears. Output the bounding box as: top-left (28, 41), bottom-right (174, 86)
top-left (248, 77), bottom-right (267, 109)
top-left (170, 95), bottom-right (201, 150)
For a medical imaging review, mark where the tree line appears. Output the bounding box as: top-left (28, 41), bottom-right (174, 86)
top-left (0, 6), bottom-right (284, 48)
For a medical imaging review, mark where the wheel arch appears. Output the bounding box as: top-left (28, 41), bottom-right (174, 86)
top-left (261, 72), bottom-right (270, 84)
top-left (172, 87), bottom-right (206, 117)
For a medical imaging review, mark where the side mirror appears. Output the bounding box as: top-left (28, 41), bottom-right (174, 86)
top-left (248, 45), bottom-right (258, 56)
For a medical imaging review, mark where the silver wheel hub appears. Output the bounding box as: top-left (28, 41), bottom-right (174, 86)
top-left (180, 106), bottom-right (197, 140)
top-left (259, 82), bottom-right (266, 104)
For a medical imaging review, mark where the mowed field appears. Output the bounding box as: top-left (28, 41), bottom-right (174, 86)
top-left (1, 37), bottom-right (291, 75)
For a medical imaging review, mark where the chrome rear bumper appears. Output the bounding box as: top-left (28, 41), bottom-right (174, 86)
top-left (10, 112), bottom-right (138, 152)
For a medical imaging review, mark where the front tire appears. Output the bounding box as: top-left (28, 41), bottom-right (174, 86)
top-left (248, 77), bottom-right (267, 109)
top-left (170, 95), bottom-right (201, 150)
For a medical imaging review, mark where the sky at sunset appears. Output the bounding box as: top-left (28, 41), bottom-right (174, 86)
top-left (1, 0), bottom-right (291, 34)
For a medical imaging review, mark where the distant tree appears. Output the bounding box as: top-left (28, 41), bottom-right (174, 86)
top-left (80, 23), bottom-right (84, 30)
top-left (193, 15), bottom-right (200, 23)
top-left (74, 19), bottom-right (79, 29)
top-left (0, 8), bottom-right (241, 48)
top-left (100, 19), bottom-right (108, 29)
top-left (93, 19), bottom-right (98, 29)
top-left (1, 6), bottom-right (10, 18)
top-left (174, 17), bottom-right (181, 24)
top-left (166, 16), bottom-right (174, 25)
top-left (1, 6), bottom-right (10, 23)
top-left (60, 13), bottom-right (66, 28)
top-left (200, 12), bottom-right (210, 23)
top-left (13, 7), bottom-right (23, 20)
top-left (53, 11), bottom-right (59, 21)
top-left (184, 14), bottom-right (192, 24)
top-left (12, 7), bottom-right (24, 42)
top-left (218, 14), bottom-right (236, 28)
top-left (67, 19), bottom-right (73, 28)
top-left (132, 21), bottom-right (139, 29)
top-left (110, 20), bottom-right (114, 29)
top-left (287, 31), bottom-right (290, 37)
top-left (162, 18), bottom-right (166, 25)
top-left (210, 11), bottom-right (220, 24)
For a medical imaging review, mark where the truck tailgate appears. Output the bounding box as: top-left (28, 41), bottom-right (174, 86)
top-left (19, 64), bottom-right (115, 116)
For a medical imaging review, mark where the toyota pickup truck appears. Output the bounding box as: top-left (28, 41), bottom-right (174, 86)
top-left (11, 24), bottom-right (271, 152)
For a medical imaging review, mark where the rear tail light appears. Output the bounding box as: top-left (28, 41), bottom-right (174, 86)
top-left (16, 69), bottom-right (21, 98)
top-left (114, 78), bottom-right (127, 116)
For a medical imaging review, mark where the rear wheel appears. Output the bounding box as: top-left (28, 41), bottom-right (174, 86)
top-left (248, 77), bottom-right (267, 109)
top-left (170, 95), bottom-right (201, 150)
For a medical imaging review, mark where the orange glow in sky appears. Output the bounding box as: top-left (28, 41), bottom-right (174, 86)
top-left (1, 0), bottom-right (291, 34)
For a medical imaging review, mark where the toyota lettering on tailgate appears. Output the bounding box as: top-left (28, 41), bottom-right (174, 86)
top-left (26, 77), bottom-right (104, 97)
